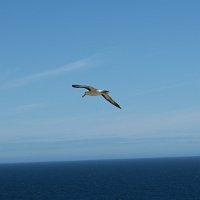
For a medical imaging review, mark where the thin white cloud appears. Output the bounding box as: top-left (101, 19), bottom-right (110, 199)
top-left (94, 109), bottom-right (200, 137)
top-left (0, 59), bottom-right (88, 90)
top-left (14, 103), bottom-right (41, 112)
top-left (1, 108), bottom-right (200, 163)
top-left (133, 78), bottom-right (199, 97)
top-left (1, 108), bottom-right (200, 143)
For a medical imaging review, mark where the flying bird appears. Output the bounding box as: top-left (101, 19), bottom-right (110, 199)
top-left (72, 85), bottom-right (121, 109)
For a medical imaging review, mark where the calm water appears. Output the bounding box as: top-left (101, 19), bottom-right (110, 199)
top-left (0, 157), bottom-right (200, 200)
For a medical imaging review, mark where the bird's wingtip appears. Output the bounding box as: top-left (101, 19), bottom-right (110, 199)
top-left (114, 103), bottom-right (121, 109)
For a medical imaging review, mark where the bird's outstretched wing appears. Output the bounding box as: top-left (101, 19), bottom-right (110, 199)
top-left (72, 85), bottom-right (96, 91)
top-left (101, 94), bottom-right (121, 109)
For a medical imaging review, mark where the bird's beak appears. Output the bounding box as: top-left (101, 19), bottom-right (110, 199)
top-left (82, 93), bottom-right (86, 98)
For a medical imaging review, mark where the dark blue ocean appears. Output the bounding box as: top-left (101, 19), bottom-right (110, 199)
top-left (0, 157), bottom-right (200, 200)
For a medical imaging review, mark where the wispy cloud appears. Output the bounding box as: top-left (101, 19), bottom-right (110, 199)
top-left (1, 108), bottom-right (200, 142)
top-left (95, 109), bottom-right (200, 137)
top-left (0, 59), bottom-right (88, 90)
top-left (14, 103), bottom-right (41, 112)
top-left (1, 108), bottom-right (200, 163)
top-left (133, 78), bottom-right (199, 97)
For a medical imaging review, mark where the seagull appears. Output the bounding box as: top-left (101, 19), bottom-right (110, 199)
top-left (72, 85), bottom-right (121, 109)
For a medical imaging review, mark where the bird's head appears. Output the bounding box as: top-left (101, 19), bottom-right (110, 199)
top-left (82, 91), bottom-right (88, 98)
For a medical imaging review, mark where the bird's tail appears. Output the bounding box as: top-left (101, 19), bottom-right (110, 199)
top-left (101, 90), bottom-right (109, 94)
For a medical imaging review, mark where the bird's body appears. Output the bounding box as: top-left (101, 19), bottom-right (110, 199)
top-left (85, 89), bottom-right (103, 96)
top-left (72, 85), bottom-right (121, 109)
top-left (85, 89), bottom-right (109, 96)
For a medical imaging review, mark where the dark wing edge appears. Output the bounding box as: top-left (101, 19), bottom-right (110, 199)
top-left (72, 85), bottom-right (92, 91)
top-left (102, 94), bottom-right (121, 109)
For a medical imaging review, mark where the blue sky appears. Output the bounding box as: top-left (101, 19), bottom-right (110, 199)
top-left (0, 0), bottom-right (200, 163)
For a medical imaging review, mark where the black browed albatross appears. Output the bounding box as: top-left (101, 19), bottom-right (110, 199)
top-left (72, 85), bottom-right (121, 109)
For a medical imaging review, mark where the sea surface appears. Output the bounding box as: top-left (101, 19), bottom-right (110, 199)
top-left (0, 157), bottom-right (200, 200)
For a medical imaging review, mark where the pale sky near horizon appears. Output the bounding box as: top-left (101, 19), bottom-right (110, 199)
top-left (0, 0), bottom-right (200, 163)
